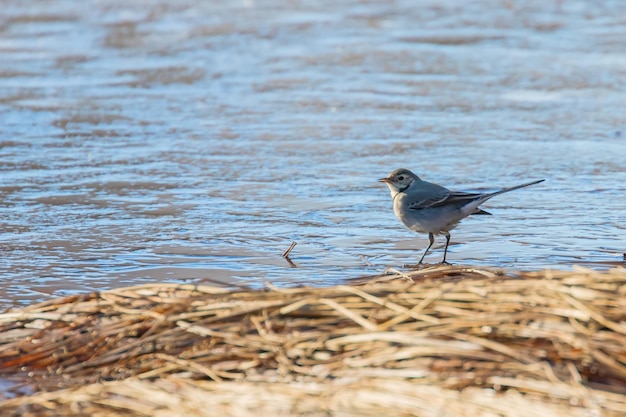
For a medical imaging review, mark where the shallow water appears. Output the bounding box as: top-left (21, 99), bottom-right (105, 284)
top-left (1, 0), bottom-right (625, 309)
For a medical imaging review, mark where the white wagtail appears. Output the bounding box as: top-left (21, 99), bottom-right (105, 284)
top-left (379, 168), bottom-right (544, 264)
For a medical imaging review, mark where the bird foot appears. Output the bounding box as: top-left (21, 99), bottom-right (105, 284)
top-left (403, 263), bottom-right (431, 269)
top-left (403, 260), bottom-right (453, 269)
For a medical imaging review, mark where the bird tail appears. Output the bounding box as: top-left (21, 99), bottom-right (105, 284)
top-left (459, 179), bottom-right (544, 217)
top-left (483, 179), bottom-right (545, 200)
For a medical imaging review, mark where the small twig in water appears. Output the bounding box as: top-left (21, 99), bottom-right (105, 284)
top-left (282, 241), bottom-right (297, 258)
top-left (360, 255), bottom-right (374, 267)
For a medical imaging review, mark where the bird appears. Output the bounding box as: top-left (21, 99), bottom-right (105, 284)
top-left (378, 168), bottom-right (544, 265)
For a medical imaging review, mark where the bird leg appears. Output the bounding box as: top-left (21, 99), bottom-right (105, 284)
top-left (418, 233), bottom-right (435, 264)
top-left (440, 232), bottom-right (451, 264)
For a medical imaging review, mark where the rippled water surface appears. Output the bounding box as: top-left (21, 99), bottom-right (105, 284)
top-left (1, 0), bottom-right (625, 309)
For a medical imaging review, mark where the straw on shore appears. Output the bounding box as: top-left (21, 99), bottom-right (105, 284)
top-left (0, 265), bottom-right (624, 416)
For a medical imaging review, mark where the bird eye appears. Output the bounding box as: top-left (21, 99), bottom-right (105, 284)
top-left (397, 175), bottom-right (404, 181)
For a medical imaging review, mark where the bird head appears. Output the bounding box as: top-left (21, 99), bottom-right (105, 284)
top-left (378, 168), bottom-right (420, 195)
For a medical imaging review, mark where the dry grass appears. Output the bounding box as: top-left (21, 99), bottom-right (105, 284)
top-left (0, 265), bottom-right (625, 416)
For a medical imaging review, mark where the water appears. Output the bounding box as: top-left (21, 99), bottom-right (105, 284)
top-left (1, 0), bottom-right (625, 310)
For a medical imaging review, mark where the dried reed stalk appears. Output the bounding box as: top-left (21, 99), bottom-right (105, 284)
top-left (0, 266), bottom-right (625, 417)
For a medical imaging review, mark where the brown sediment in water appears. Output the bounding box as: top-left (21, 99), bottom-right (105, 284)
top-left (0, 266), bottom-right (625, 416)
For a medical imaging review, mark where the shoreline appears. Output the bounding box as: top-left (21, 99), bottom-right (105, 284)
top-left (1, 265), bottom-right (625, 416)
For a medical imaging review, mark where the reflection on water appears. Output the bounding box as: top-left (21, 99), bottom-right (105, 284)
top-left (1, 0), bottom-right (625, 309)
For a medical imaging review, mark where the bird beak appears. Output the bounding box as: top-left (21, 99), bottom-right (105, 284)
top-left (378, 177), bottom-right (392, 184)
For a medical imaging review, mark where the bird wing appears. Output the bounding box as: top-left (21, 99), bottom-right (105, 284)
top-left (405, 181), bottom-right (452, 210)
top-left (405, 179), bottom-right (544, 211)
top-left (407, 185), bottom-right (487, 211)
top-left (430, 191), bottom-right (484, 208)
